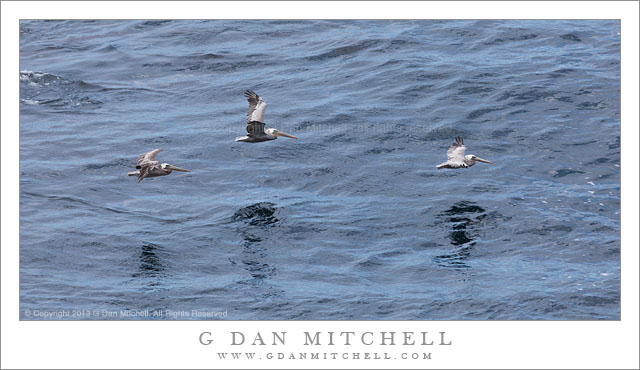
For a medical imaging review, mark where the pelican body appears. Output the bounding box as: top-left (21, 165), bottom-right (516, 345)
top-left (235, 90), bottom-right (298, 143)
top-left (128, 149), bottom-right (190, 183)
top-left (436, 136), bottom-right (493, 169)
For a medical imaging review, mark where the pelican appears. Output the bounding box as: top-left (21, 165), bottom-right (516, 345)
top-left (436, 136), bottom-right (493, 169)
top-left (235, 90), bottom-right (298, 143)
top-left (127, 149), bottom-right (190, 183)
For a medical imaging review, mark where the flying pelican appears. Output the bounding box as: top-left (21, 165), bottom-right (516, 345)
top-left (436, 136), bottom-right (493, 169)
top-left (235, 90), bottom-right (298, 143)
top-left (127, 149), bottom-right (190, 183)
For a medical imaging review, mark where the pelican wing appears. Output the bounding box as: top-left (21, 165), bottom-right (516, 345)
top-left (137, 148), bottom-right (163, 165)
top-left (246, 120), bottom-right (266, 136)
top-left (244, 90), bottom-right (267, 124)
top-left (438, 160), bottom-right (469, 169)
top-left (137, 162), bottom-right (157, 183)
top-left (446, 136), bottom-right (466, 160)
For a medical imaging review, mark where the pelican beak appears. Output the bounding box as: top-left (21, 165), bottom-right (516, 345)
top-left (276, 131), bottom-right (298, 139)
top-left (475, 157), bottom-right (493, 164)
top-left (167, 165), bottom-right (190, 172)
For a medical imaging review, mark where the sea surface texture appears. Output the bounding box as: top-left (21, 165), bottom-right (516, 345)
top-left (20, 20), bottom-right (620, 320)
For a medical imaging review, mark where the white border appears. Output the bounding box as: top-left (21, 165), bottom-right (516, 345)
top-left (2, 1), bottom-right (638, 369)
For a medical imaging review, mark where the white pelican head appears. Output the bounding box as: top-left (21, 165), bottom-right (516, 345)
top-left (464, 154), bottom-right (493, 164)
top-left (160, 163), bottom-right (190, 173)
top-left (265, 128), bottom-right (298, 139)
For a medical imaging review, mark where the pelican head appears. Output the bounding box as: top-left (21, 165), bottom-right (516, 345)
top-left (265, 128), bottom-right (298, 140)
top-left (465, 154), bottom-right (493, 164)
top-left (161, 163), bottom-right (190, 173)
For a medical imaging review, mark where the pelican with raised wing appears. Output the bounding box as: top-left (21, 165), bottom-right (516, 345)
top-left (128, 149), bottom-right (190, 183)
top-left (436, 136), bottom-right (493, 169)
top-left (235, 90), bottom-right (298, 143)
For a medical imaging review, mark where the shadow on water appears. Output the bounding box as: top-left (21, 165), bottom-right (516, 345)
top-left (434, 201), bottom-right (486, 269)
top-left (132, 243), bottom-right (165, 281)
top-left (231, 203), bottom-right (280, 293)
top-left (232, 202), bottom-right (280, 226)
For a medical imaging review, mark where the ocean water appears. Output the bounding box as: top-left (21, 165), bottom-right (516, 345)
top-left (19, 20), bottom-right (620, 320)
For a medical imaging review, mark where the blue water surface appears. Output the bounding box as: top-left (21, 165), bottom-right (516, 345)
top-left (19, 20), bottom-right (620, 320)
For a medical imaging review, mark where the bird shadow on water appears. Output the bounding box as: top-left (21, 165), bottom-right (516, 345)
top-left (230, 203), bottom-right (282, 297)
top-left (433, 201), bottom-right (487, 270)
top-left (232, 202), bottom-right (280, 227)
top-left (131, 243), bottom-right (166, 289)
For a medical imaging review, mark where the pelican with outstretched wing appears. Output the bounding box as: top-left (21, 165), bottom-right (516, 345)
top-left (235, 90), bottom-right (298, 143)
top-left (128, 149), bottom-right (190, 183)
top-left (436, 136), bottom-right (493, 169)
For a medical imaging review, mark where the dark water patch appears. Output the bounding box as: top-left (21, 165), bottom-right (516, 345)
top-left (415, 72), bottom-right (451, 81)
top-left (575, 89), bottom-right (592, 96)
top-left (365, 147), bottom-right (403, 155)
top-left (84, 158), bottom-right (132, 171)
top-left (577, 101), bottom-right (606, 110)
top-left (467, 107), bottom-right (502, 120)
top-left (232, 203), bottom-right (279, 226)
top-left (306, 39), bottom-right (383, 61)
top-left (373, 38), bottom-right (421, 53)
top-left (604, 247), bottom-right (620, 257)
top-left (572, 294), bottom-right (619, 307)
top-left (132, 243), bottom-right (165, 278)
top-left (457, 86), bottom-right (494, 96)
top-left (241, 258), bottom-right (276, 280)
top-left (432, 201), bottom-right (488, 269)
top-left (141, 62), bottom-right (173, 68)
top-left (517, 224), bottom-right (572, 236)
top-left (433, 247), bottom-right (473, 270)
top-left (592, 225), bottom-right (614, 232)
top-left (473, 72), bottom-right (499, 79)
top-left (490, 128), bottom-right (514, 138)
top-left (238, 233), bottom-right (261, 244)
top-left (448, 230), bottom-right (475, 245)
top-left (135, 20), bottom-right (172, 29)
top-left (556, 96), bottom-right (573, 103)
top-left (193, 52), bottom-right (225, 60)
top-left (441, 202), bottom-right (486, 217)
top-left (142, 136), bottom-right (173, 145)
top-left (508, 109), bottom-right (528, 115)
top-left (551, 169), bottom-right (585, 178)
top-left (356, 256), bottom-right (384, 269)
top-left (303, 167), bottom-right (334, 177)
top-left (560, 33), bottom-right (582, 42)
top-left (193, 287), bottom-right (229, 296)
top-left (547, 68), bottom-right (576, 78)
top-left (572, 140), bottom-right (598, 146)
top-left (515, 33), bottom-right (538, 40)
top-left (483, 33), bottom-right (538, 46)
